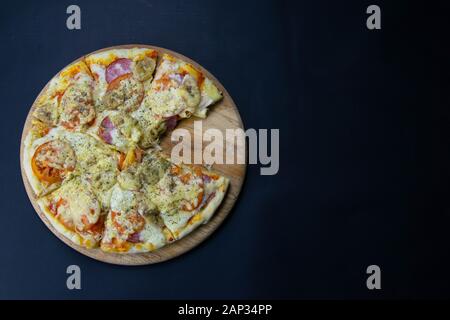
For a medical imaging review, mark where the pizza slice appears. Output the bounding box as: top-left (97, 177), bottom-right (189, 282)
top-left (142, 53), bottom-right (222, 119)
top-left (31, 131), bottom-right (121, 249)
top-left (23, 128), bottom-right (119, 198)
top-left (100, 151), bottom-right (173, 252)
top-left (146, 162), bottom-right (229, 240)
top-left (32, 60), bottom-right (95, 133)
top-left (131, 53), bottom-right (223, 148)
top-left (101, 184), bottom-right (173, 253)
top-left (37, 176), bottom-right (105, 249)
top-left (84, 48), bottom-right (158, 113)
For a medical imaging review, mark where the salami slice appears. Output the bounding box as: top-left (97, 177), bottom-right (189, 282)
top-left (98, 116), bottom-right (115, 144)
top-left (105, 58), bottom-right (132, 84)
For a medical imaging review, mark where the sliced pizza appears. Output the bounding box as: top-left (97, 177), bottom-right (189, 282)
top-left (24, 127), bottom-right (78, 196)
top-left (146, 162), bottom-right (229, 240)
top-left (32, 60), bottom-right (95, 133)
top-left (23, 127), bottom-right (119, 198)
top-left (101, 184), bottom-right (173, 253)
top-left (84, 48), bottom-right (158, 113)
top-left (142, 53), bottom-right (222, 119)
top-left (37, 176), bottom-right (105, 248)
top-left (131, 53), bottom-right (223, 148)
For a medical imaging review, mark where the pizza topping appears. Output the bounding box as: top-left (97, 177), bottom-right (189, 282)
top-left (49, 197), bottom-right (67, 216)
top-left (103, 74), bottom-right (144, 112)
top-left (87, 169), bottom-right (117, 200)
top-left (145, 70), bottom-right (199, 118)
top-left (105, 58), bottom-right (132, 84)
top-left (86, 215), bottom-right (105, 237)
top-left (98, 114), bottom-right (142, 151)
top-left (168, 73), bottom-right (184, 84)
top-left (118, 165), bottom-right (142, 191)
top-left (118, 147), bottom-right (143, 171)
top-left (164, 115), bottom-right (178, 131)
top-left (178, 75), bottom-right (201, 108)
top-left (202, 173), bottom-right (219, 183)
top-left (31, 140), bottom-right (76, 184)
top-left (127, 211), bottom-right (146, 231)
top-left (60, 83), bottom-right (96, 129)
top-left (137, 117), bottom-right (166, 149)
top-left (133, 57), bottom-right (156, 82)
top-left (98, 116), bottom-right (115, 144)
top-left (150, 164), bottom-right (206, 214)
top-left (75, 201), bottom-right (100, 232)
top-left (202, 174), bottom-right (212, 183)
top-left (153, 74), bottom-right (179, 91)
top-left (137, 153), bottom-right (171, 186)
top-left (31, 120), bottom-right (50, 138)
top-left (127, 232), bottom-right (141, 243)
top-left (111, 210), bottom-right (145, 237)
top-left (33, 101), bottom-right (58, 126)
top-left (198, 191), bottom-right (216, 211)
top-left (180, 63), bottom-right (205, 87)
top-left (180, 190), bottom-right (204, 211)
top-left (178, 167), bottom-right (205, 211)
top-left (170, 165), bottom-right (181, 176)
top-left (50, 181), bottom-right (101, 233)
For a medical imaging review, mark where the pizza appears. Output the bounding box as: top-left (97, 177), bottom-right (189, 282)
top-left (22, 47), bottom-right (230, 254)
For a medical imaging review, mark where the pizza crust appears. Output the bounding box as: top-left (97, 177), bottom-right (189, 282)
top-left (37, 198), bottom-right (99, 249)
top-left (176, 177), bottom-right (229, 239)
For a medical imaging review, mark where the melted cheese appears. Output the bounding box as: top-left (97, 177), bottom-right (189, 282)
top-left (101, 184), bottom-right (167, 253)
top-left (38, 177), bottom-right (103, 248)
top-left (24, 47), bottom-right (229, 253)
top-left (85, 49), bottom-right (157, 113)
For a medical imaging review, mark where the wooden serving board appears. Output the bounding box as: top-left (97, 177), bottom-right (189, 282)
top-left (20, 45), bottom-right (246, 265)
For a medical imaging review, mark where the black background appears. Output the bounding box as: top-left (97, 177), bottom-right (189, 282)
top-left (0, 0), bottom-right (449, 299)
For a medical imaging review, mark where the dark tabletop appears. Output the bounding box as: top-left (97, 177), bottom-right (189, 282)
top-left (0, 0), bottom-right (449, 299)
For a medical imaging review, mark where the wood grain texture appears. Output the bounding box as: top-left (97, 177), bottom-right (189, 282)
top-left (20, 45), bottom-right (246, 265)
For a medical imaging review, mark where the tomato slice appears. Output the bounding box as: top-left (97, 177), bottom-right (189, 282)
top-left (105, 58), bottom-right (132, 84)
top-left (31, 140), bottom-right (75, 184)
top-left (98, 116), bottom-right (115, 144)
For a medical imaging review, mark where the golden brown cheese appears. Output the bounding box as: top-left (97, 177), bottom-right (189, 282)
top-left (38, 177), bottom-right (104, 248)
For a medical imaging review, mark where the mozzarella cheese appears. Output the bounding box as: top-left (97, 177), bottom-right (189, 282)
top-left (101, 184), bottom-right (169, 253)
top-left (144, 54), bottom-right (222, 119)
top-left (85, 48), bottom-right (157, 112)
top-left (147, 164), bottom-right (229, 239)
top-left (38, 177), bottom-right (103, 248)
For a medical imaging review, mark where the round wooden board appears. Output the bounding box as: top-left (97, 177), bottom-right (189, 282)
top-left (20, 44), bottom-right (246, 265)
